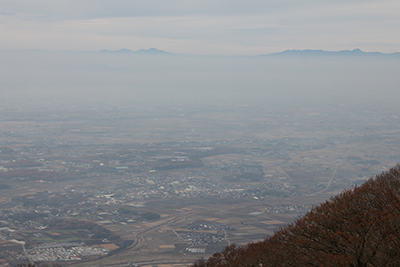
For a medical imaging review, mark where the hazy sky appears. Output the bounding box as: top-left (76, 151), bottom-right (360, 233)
top-left (1, 0), bottom-right (399, 55)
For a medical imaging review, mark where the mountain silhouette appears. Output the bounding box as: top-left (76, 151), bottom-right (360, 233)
top-left (193, 165), bottom-right (400, 267)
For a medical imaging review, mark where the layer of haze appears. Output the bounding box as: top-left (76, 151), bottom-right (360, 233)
top-left (0, 50), bottom-right (399, 113)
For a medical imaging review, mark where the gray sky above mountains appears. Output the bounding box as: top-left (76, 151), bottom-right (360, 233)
top-left (1, 0), bottom-right (399, 55)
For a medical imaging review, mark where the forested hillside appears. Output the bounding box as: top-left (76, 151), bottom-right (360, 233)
top-left (192, 165), bottom-right (400, 267)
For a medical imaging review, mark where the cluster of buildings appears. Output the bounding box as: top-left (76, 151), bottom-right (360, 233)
top-left (188, 222), bottom-right (235, 232)
top-left (20, 245), bottom-right (108, 262)
top-left (115, 173), bottom-right (296, 202)
top-left (179, 232), bottom-right (226, 245)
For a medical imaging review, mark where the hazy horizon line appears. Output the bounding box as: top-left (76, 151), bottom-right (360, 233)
top-left (2, 48), bottom-right (399, 57)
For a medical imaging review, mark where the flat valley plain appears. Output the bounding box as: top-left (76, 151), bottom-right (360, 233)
top-left (0, 99), bottom-right (399, 267)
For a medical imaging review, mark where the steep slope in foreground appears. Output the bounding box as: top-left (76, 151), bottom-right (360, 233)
top-left (192, 165), bottom-right (400, 267)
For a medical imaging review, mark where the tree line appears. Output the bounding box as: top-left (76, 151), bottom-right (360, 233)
top-left (193, 165), bottom-right (400, 267)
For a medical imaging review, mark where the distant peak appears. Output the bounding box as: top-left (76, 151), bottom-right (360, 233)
top-left (134, 48), bottom-right (172, 55)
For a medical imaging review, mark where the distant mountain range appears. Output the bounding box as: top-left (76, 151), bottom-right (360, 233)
top-left (94, 48), bottom-right (399, 57)
top-left (22, 48), bottom-right (399, 57)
